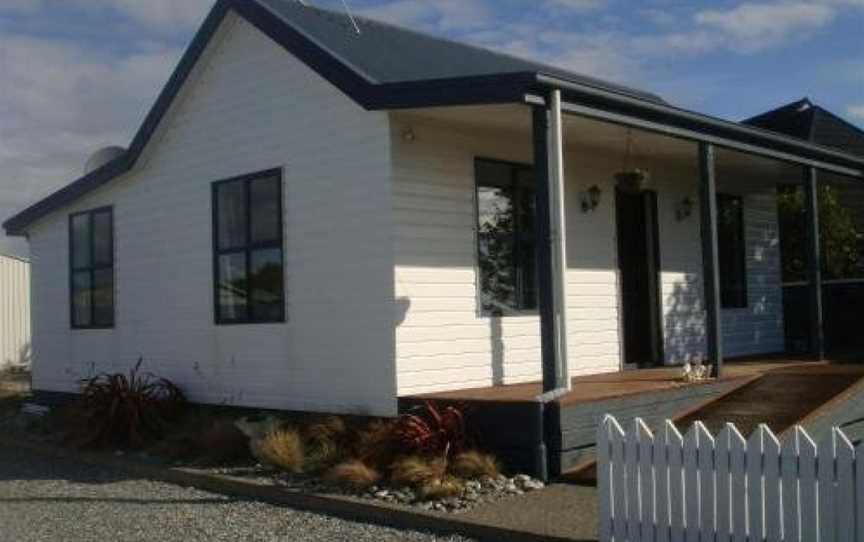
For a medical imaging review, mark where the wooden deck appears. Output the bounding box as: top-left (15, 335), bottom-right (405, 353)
top-left (410, 357), bottom-right (826, 405)
top-left (401, 356), bottom-right (864, 480)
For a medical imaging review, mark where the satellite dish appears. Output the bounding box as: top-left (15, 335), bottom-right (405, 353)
top-left (84, 146), bottom-right (125, 175)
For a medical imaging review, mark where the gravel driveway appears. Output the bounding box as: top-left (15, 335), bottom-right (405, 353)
top-left (0, 445), bottom-right (473, 542)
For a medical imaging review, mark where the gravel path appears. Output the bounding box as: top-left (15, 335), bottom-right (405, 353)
top-left (0, 445), bottom-right (473, 542)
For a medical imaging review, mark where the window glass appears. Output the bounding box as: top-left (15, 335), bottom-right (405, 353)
top-left (216, 180), bottom-right (247, 250)
top-left (213, 170), bottom-right (284, 324)
top-left (718, 194), bottom-right (747, 308)
top-left (250, 176), bottom-right (281, 244)
top-left (250, 248), bottom-right (284, 322)
top-left (70, 208), bottom-right (113, 328)
top-left (92, 269), bottom-right (114, 326)
top-left (71, 271), bottom-right (92, 327)
top-left (92, 210), bottom-right (113, 266)
top-left (475, 159), bottom-right (537, 315)
top-left (71, 214), bottom-right (91, 269)
top-left (217, 253), bottom-right (248, 322)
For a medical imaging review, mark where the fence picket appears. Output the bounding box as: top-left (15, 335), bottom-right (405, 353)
top-left (795, 427), bottom-right (818, 542)
top-left (627, 422), bottom-right (643, 542)
top-left (598, 415), bottom-right (617, 542)
top-left (684, 424), bottom-right (703, 542)
top-left (759, 426), bottom-right (782, 542)
top-left (818, 430), bottom-right (837, 542)
top-left (717, 423), bottom-right (747, 542)
top-left (637, 420), bottom-right (656, 542)
top-left (598, 417), bottom-right (860, 542)
top-left (666, 421), bottom-right (686, 542)
top-left (835, 429), bottom-right (855, 542)
top-left (655, 422), bottom-right (671, 542)
top-left (696, 423), bottom-right (716, 542)
top-left (747, 427), bottom-right (767, 542)
top-left (781, 429), bottom-right (802, 542)
top-left (856, 439), bottom-right (864, 542)
top-left (612, 421), bottom-right (628, 542)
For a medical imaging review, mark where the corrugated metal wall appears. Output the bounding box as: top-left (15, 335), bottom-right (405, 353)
top-left (0, 254), bottom-right (31, 369)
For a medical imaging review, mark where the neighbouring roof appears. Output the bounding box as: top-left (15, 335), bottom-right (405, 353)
top-left (745, 98), bottom-right (864, 157)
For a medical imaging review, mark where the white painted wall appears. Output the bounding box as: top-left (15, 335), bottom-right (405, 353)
top-left (0, 254), bottom-right (31, 369)
top-left (390, 114), bottom-right (786, 396)
top-left (24, 14), bottom-right (396, 415)
top-left (721, 193), bottom-right (785, 357)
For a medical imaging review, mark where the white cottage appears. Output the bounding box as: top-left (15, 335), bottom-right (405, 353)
top-left (4, 0), bottom-right (862, 433)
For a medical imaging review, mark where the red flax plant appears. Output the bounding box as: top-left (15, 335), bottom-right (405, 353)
top-left (67, 358), bottom-right (186, 448)
top-left (393, 400), bottom-right (467, 460)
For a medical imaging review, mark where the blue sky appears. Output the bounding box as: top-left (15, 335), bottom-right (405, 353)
top-left (0, 0), bottom-right (862, 256)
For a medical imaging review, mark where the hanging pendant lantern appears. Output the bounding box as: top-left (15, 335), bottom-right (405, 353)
top-left (615, 129), bottom-right (650, 192)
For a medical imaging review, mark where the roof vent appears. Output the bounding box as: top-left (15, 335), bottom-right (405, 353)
top-left (84, 146), bottom-right (125, 175)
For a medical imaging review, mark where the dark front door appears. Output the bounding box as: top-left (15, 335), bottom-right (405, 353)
top-left (616, 190), bottom-right (663, 367)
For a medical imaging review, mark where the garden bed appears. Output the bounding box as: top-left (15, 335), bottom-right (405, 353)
top-left (0, 365), bottom-right (545, 515)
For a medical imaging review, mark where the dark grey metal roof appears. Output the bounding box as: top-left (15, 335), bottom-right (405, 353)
top-left (258, 0), bottom-right (664, 102)
top-left (745, 98), bottom-right (864, 157)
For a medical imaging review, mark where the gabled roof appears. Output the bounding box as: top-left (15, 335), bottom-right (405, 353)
top-left (258, 0), bottom-right (663, 101)
top-left (744, 98), bottom-right (864, 157)
top-left (2, 0), bottom-right (663, 236)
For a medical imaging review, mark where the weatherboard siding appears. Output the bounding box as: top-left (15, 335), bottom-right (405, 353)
top-left (25, 15), bottom-right (397, 415)
top-left (390, 118), bottom-right (785, 395)
top-left (721, 193), bottom-right (785, 358)
top-left (390, 116), bottom-right (626, 396)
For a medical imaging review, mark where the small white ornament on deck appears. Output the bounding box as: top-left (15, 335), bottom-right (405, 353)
top-left (681, 362), bottom-right (709, 382)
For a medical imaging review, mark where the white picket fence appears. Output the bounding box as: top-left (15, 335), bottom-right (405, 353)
top-left (597, 415), bottom-right (863, 542)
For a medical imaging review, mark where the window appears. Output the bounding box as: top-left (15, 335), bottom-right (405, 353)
top-left (212, 169), bottom-right (284, 324)
top-left (717, 194), bottom-right (747, 308)
top-left (475, 159), bottom-right (537, 315)
top-left (69, 207), bottom-right (114, 328)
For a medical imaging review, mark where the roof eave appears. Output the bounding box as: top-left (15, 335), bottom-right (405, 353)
top-left (532, 74), bottom-right (864, 176)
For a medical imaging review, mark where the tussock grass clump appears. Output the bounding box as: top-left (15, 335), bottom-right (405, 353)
top-left (390, 455), bottom-right (447, 487)
top-left (354, 419), bottom-right (397, 465)
top-left (256, 429), bottom-right (305, 473)
top-left (304, 416), bottom-right (347, 441)
top-left (450, 450), bottom-right (500, 480)
top-left (418, 476), bottom-right (464, 501)
top-left (326, 459), bottom-right (382, 489)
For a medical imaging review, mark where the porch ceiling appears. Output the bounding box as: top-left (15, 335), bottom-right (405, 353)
top-left (394, 104), bottom-right (796, 194)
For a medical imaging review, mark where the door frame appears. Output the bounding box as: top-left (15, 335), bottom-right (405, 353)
top-left (615, 188), bottom-right (664, 368)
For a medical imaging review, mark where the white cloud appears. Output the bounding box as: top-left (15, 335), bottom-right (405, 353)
top-left (695, 2), bottom-right (837, 51)
top-left (357, 0), bottom-right (492, 31)
top-left (0, 0), bottom-right (43, 13)
top-left (0, 32), bottom-right (182, 256)
top-left (545, 0), bottom-right (609, 11)
top-left (848, 104), bottom-right (864, 122)
top-left (61, 0), bottom-right (214, 31)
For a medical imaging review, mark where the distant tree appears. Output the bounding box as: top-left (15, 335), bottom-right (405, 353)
top-left (778, 184), bottom-right (863, 281)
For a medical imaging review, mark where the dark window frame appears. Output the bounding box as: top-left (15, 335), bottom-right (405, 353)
top-left (211, 168), bottom-right (286, 325)
top-left (717, 193), bottom-right (748, 309)
top-left (474, 157), bottom-right (538, 317)
top-left (68, 206), bottom-right (115, 330)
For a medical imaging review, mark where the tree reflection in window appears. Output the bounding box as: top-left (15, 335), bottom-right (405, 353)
top-left (475, 159), bottom-right (537, 315)
top-left (213, 170), bottom-right (284, 324)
